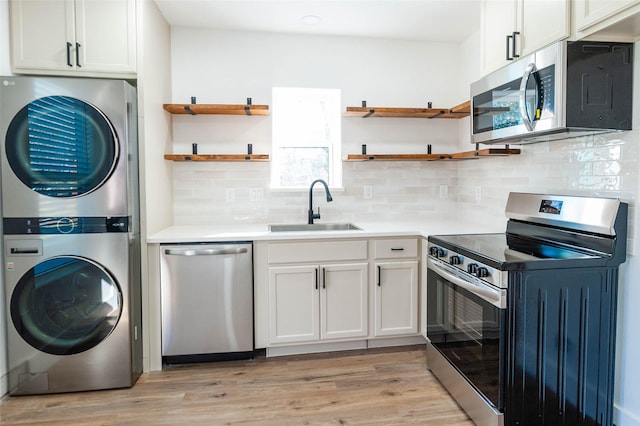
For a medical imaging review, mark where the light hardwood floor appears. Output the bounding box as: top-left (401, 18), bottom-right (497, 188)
top-left (0, 345), bottom-right (473, 425)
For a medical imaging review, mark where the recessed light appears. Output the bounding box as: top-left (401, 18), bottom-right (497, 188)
top-left (301, 15), bottom-right (322, 26)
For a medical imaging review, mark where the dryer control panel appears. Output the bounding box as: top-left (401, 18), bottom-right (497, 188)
top-left (3, 217), bottom-right (130, 234)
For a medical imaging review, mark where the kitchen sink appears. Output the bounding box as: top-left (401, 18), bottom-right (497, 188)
top-left (269, 223), bottom-right (362, 232)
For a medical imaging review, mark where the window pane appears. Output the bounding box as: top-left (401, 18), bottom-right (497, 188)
top-left (276, 147), bottom-right (329, 187)
top-left (272, 87), bottom-right (341, 189)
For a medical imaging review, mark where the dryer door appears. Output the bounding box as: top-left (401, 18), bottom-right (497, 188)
top-left (5, 96), bottom-right (119, 198)
top-left (10, 256), bottom-right (123, 355)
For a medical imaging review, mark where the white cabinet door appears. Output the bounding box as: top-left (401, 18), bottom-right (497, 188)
top-left (9, 0), bottom-right (136, 75)
top-left (74, 0), bottom-right (136, 73)
top-left (268, 262), bottom-right (368, 345)
top-left (480, 0), bottom-right (569, 75)
top-left (374, 261), bottom-right (419, 337)
top-left (574, 0), bottom-right (639, 32)
top-left (519, 0), bottom-right (570, 57)
top-left (481, 0), bottom-right (517, 75)
top-left (268, 265), bottom-right (319, 344)
top-left (320, 263), bottom-right (368, 340)
top-left (10, 0), bottom-right (75, 71)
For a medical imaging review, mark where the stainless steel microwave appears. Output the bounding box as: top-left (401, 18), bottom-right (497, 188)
top-left (471, 41), bottom-right (633, 145)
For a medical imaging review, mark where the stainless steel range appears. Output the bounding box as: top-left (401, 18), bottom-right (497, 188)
top-left (427, 192), bottom-right (628, 426)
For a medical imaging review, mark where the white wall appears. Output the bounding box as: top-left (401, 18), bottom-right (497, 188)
top-left (168, 28), bottom-right (462, 226)
top-left (137, 0), bottom-right (172, 372)
top-left (0, 0), bottom-right (10, 397)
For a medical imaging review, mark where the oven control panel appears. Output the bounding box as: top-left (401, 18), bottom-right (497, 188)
top-left (427, 242), bottom-right (505, 288)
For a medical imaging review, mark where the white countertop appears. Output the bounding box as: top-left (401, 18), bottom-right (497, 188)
top-left (147, 219), bottom-right (504, 243)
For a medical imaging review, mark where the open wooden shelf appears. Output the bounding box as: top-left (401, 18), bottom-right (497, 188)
top-left (450, 148), bottom-right (521, 159)
top-left (344, 147), bottom-right (519, 162)
top-left (164, 154), bottom-right (270, 162)
top-left (163, 103), bottom-right (269, 116)
top-left (345, 100), bottom-right (470, 119)
top-left (345, 154), bottom-right (451, 161)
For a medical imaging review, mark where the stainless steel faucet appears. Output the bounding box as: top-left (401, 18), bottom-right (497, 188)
top-left (308, 179), bottom-right (333, 224)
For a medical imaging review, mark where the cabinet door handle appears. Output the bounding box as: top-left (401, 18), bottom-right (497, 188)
top-left (76, 43), bottom-right (81, 67)
top-left (322, 267), bottom-right (326, 289)
top-left (511, 32), bottom-right (520, 59)
top-left (506, 32), bottom-right (520, 61)
top-left (315, 267), bottom-right (319, 290)
top-left (506, 34), bottom-right (513, 60)
top-left (66, 42), bottom-right (73, 67)
top-left (377, 265), bottom-right (382, 286)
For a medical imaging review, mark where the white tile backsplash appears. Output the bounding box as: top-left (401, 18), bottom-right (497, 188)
top-left (456, 130), bottom-right (640, 233)
top-left (173, 130), bottom-right (639, 232)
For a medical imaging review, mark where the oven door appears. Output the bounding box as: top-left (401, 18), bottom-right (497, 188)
top-left (426, 258), bottom-right (506, 411)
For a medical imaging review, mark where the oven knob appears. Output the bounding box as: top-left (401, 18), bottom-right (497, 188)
top-left (429, 246), bottom-right (445, 258)
top-left (477, 267), bottom-right (490, 278)
top-left (449, 255), bottom-right (461, 265)
top-left (467, 263), bottom-right (479, 274)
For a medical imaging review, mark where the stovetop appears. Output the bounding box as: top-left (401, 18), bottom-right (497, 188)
top-left (428, 233), bottom-right (606, 271)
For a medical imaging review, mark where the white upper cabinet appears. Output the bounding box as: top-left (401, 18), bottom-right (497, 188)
top-left (573, 0), bottom-right (640, 39)
top-left (480, 0), bottom-right (517, 75)
top-left (481, 0), bottom-right (570, 75)
top-left (10, 0), bottom-right (136, 77)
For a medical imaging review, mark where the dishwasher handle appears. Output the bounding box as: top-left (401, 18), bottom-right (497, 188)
top-left (164, 247), bottom-right (248, 256)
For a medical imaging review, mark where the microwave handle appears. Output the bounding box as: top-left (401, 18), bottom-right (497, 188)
top-left (519, 62), bottom-right (537, 132)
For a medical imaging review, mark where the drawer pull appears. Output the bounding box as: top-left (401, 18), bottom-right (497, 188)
top-left (391, 248), bottom-right (405, 251)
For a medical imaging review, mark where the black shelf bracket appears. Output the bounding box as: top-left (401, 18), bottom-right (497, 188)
top-left (363, 109), bottom-right (375, 118)
top-left (184, 105), bottom-right (196, 115)
top-left (427, 110), bottom-right (446, 119)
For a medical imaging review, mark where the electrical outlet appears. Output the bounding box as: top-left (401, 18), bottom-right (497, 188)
top-left (475, 186), bottom-right (482, 203)
top-left (363, 184), bottom-right (373, 199)
top-left (439, 184), bottom-right (448, 199)
top-left (225, 188), bottom-right (235, 202)
top-left (250, 187), bottom-right (264, 202)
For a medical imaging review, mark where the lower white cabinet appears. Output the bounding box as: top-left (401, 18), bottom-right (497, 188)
top-left (374, 261), bottom-right (419, 337)
top-left (268, 263), bottom-right (368, 345)
top-left (254, 236), bottom-right (423, 352)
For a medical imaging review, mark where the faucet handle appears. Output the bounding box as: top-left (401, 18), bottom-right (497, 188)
top-left (309, 207), bottom-right (321, 223)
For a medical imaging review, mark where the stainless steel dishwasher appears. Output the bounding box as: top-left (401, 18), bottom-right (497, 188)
top-left (160, 242), bottom-right (253, 363)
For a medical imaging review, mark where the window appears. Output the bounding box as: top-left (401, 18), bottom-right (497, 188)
top-left (271, 87), bottom-right (342, 189)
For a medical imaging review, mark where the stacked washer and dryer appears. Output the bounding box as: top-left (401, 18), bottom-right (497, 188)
top-left (0, 76), bottom-right (142, 394)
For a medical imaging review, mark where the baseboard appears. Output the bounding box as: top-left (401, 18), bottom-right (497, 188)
top-left (0, 371), bottom-right (7, 399)
top-left (367, 335), bottom-right (426, 348)
top-left (614, 404), bottom-right (640, 426)
top-left (266, 340), bottom-right (367, 357)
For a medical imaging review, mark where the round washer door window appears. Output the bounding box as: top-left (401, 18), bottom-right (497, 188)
top-left (5, 96), bottom-right (119, 198)
top-left (11, 256), bottom-right (122, 355)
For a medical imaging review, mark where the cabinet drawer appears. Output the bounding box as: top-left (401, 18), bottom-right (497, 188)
top-left (373, 238), bottom-right (419, 259)
top-left (267, 240), bottom-right (368, 264)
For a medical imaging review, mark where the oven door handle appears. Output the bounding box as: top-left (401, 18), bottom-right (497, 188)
top-left (428, 258), bottom-right (506, 309)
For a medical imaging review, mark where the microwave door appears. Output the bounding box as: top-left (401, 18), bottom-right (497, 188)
top-left (519, 63), bottom-right (544, 131)
top-left (472, 78), bottom-right (526, 140)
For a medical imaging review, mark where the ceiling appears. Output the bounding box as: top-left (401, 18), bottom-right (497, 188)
top-left (153, 0), bottom-right (481, 43)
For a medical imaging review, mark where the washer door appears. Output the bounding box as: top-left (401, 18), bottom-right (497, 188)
top-left (5, 96), bottom-right (119, 198)
top-left (10, 256), bottom-right (123, 355)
